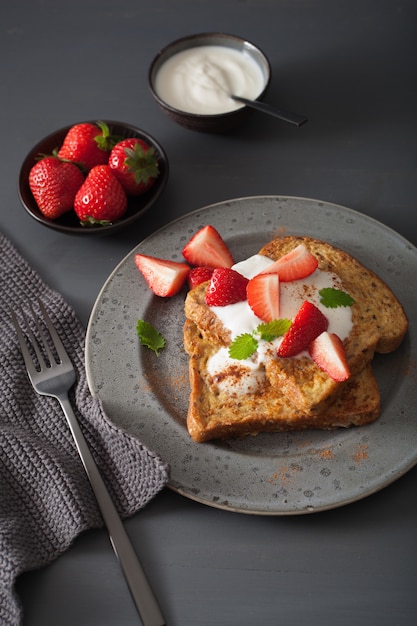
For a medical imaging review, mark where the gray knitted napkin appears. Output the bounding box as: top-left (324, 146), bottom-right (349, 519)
top-left (0, 233), bottom-right (169, 626)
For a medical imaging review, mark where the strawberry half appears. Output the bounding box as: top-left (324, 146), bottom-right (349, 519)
top-left (182, 225), bottom-right (234, 268)
top-left (135, 254), bottom-right (190, 297)
top-left (205, 268), bottom-right (249, 306)
top-left (260, 244), bottom-right (318, 282)
top-left (188, 266), bottom-right (214, 289)
top-left (277, 301), bottom-right (329, 357)
top-left (309, 332), bottom-right (350, 381)
top-left (247, 273), bottom-right (280, 322)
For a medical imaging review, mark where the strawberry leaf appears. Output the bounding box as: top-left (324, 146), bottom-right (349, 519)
top-left (319, 287), bottom-right (355, 308)
top-left (95, 120), bottom-right (124, 151)
top-left (136, 319), bottom-right (166, 355)
top-left (228, 333), bottom-right (258, 360)
top-left (80, 216), bottom-right (112, 227)
top-left (124, 144), bottom-right (159, 184)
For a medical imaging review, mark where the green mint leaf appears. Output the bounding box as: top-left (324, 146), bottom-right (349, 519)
top-left (136, 319), bottom-right (166, 355)
top-left (229, 333), bottom-right (258, 360)
top-left (228, 319), bottom-right (292, 360)
top-left (319, 287), bottom-right (355, 308)
top-left (257, 319), bottom-right (292, 341)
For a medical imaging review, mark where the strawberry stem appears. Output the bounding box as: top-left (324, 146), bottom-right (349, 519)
top-left (94, 120), bottom-right (123, 151)
top-left (80, 216), bottom-right (113, 227)
top-left (124, 144), bottom-right (159, 184)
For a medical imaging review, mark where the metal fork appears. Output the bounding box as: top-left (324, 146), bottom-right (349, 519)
top-left (11, 300), bottom-right (166, 626)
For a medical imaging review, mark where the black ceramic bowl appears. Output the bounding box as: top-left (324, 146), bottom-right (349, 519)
top-left (18, 121), bottom-right (169, 235)
top-left (148, 33), bottom-right (271, 133)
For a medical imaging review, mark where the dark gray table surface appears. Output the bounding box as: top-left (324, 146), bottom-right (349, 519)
top-left (2, 1), bottom-right (416, 624)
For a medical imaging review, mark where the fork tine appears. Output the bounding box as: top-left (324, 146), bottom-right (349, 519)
top-left (28, 300), bottom-right (61, 366)
top-left (10, 307), bottom-right (40, 374)
top-left (11, 300), bottom-right (68, 372)
top-left (27, 301), bottom-right (60, 367)
top-left (37, 299), bottom-right (71, 365)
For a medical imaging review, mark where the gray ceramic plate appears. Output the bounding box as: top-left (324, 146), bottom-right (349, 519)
top-left (85, 196), bottom-right (417, 515)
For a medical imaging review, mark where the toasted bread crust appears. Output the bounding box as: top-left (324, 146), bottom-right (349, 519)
top-left (184, 320), bottom-right (380, 442)
top-left (183, 236), bottom-right (408, 442)
top-left (259, 236), bottom-right (408, 354)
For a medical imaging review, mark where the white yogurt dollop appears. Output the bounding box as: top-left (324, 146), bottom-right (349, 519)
top-left (232, 254), bottom-right (274, 278)
top-left (206, 254), bottom-right (354, 396)
top-left (207, 348), bottom-right (265, 396)
top-left (211, 257), bottom-right (352, 342)
top-left (154, 45), bottom-right (266, 115)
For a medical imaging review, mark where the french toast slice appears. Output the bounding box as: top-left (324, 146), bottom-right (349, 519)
top-left (184, 236), bottom-right (408, 415)
top-left (183, 236), bottom-right (408, 442)
top-left (184, 319), bottom-right (380, 442)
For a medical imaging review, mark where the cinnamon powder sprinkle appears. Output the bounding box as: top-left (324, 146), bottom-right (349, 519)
top-left (138, 366), bottom-right (189, 395)
top-left (352, 443), bottom-right (369, 463)
top-left (319, 449), bottom-right (334, 460)
top-left (268, 464), bottom-right (301, 485)
top-left (166, 367), bottom-right (189, 390)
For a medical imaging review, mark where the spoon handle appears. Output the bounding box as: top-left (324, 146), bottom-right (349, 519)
top-left (231, 95), bottom-right (308, 127)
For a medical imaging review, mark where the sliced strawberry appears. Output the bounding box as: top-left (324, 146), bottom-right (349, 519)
top-left (277, 301), bottom-right (329, 357)
top-left (309, 332), bottom-right (350, 381)
top-left (205, 268), bottom-right (249, 307)
top-left (182, 225), bottom-right (234, 268)
top-left (134, 254), bottom-right (190, 297)
top-left (247, 273), bottom-right (280, 322)
top-left (260, 244), bottom-right (318, 282)
top-left (188, 266), bottom-right (214, 289)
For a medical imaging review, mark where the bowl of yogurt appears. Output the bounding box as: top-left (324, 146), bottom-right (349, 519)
top-left (148, 33), bottom-right (271, 132)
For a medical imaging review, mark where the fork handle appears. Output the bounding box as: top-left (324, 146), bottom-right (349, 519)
top-left (58, 393), bottom-right (166, 626)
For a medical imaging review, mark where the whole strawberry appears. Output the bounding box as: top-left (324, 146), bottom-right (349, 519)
top-left (29, 156), bottom-right (84, 220)
top-left (58, 121), bottom-right (118, 170)
top-left (74, 165), bottom-right (127, 226)
top-left (108, 138), bottom-right (159, 195)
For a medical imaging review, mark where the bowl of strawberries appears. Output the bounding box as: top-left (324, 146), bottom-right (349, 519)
top-left (18, 120), bottom-right (169, 234)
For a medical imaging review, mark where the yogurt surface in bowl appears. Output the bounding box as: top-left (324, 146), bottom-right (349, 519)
top-left (154, 45), bottom-right (267, 115)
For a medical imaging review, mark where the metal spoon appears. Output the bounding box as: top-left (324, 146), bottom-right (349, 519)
top-left (231, 95), bottom-right (308, 127)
